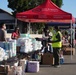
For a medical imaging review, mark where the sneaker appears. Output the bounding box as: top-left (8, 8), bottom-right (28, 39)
top-left (54, 65), bottom-right (61, 68)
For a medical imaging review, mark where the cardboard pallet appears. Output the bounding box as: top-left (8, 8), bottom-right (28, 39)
top-left (63, 47), bottom-right (75, 55)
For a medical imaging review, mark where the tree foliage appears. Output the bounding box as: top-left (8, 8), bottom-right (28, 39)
top-left (8, 0), bottom-right (63, 16)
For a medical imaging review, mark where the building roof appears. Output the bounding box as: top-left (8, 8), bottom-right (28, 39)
top-left (0, 8), bottom-right (13, 17)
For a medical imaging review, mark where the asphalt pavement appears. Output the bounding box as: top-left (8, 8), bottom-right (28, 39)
top-left (26, 54), bottom-right (76, 75)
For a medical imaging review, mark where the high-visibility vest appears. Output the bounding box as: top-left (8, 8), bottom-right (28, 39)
top-left (52, 31), bottom-right (62, 48)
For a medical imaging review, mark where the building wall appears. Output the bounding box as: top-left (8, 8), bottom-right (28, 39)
top-left (0, 13), bottom-right (14, 20)
top-left (0, 9), bottom-right (16, 33)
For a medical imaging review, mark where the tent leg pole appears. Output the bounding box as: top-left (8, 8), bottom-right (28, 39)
top-left (73, 23), bottom-right (75, 48)
top-left (15, 18), bottom-right (17, 27)
top-left (28, 22), bottom-right (31, 34)
top-left (75, 23), bottom-right (76, 50)
top-left (70, 20), bottom-right (73, 60)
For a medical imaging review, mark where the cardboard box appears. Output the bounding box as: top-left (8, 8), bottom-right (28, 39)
top-left (41, 53), bottom-right (54, 65)
top-left (8, 66), bottom-right (23, 75)
top-left (7, 69), bottom-right (12, 75)
top-left (63, 48), bottom-right (75, 55)
top-left (19, 59), bottom-right (27, 72)
top-left (0, 73), bottom-right (6, 75)
top-left (0, 65), bottom-right (10, 75)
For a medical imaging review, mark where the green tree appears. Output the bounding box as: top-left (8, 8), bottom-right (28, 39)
top-left (8, 0), bottom-right (63, 16)
top-left (52, 0), bottom-right (63, 7)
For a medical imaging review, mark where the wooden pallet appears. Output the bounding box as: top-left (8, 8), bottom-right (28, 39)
top-left (63, 47), bottom-right (75, 55)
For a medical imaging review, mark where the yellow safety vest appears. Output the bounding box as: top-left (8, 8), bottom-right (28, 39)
top-left (52, 31), bottom-right (62, 48)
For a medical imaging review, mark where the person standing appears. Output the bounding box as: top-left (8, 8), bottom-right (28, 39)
top-left (0, 22), bottom-right (7, 42)
top-left (49, 26), bottom-right (62, 68)
top-left (42, 25), bottom-right (50, 38)
top-left (11, 27), bottom-right (20, 40)
top-left (42, 25), bottom-right (50, 47)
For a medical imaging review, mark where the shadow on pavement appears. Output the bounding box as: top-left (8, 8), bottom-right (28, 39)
top-left (63, 62), bottom-right (76, 65)
top-left (40, 65), bottom-right (52, 67)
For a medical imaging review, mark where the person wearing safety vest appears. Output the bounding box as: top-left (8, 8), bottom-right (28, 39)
top-left (48, 26), bottom-right (62, 68)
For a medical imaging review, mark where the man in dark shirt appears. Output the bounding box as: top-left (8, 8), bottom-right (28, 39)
top-left (0, 22), bottom-right (7, 42)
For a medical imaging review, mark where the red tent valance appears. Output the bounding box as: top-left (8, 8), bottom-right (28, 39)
top-left (16, 0), bottom-right (75, 23)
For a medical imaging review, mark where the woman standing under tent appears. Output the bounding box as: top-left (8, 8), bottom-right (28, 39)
top-left (11, 27), bottom-right (20, 40)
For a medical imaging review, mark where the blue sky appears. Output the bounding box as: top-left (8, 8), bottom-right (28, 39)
top-left (0, 0), bottom-right (12, 12)
top-left (0, 0), bottom-right (76, 17)
top-left (62, 0), bottom-right (76, 17)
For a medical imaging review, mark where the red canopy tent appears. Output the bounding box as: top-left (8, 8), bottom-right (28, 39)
top-left (16, 0), bottom-right (75, 23)
top-left (16, 0), bottom-right (75, 59)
